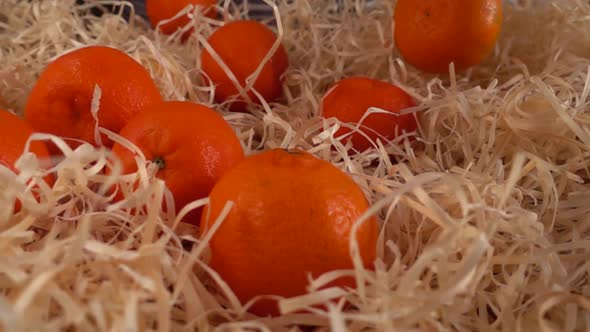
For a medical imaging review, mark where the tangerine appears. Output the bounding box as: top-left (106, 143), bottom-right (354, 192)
top-left (111, 101), bottom-right (244, 224)
top-left (394, 0), bottom-right (503, 73)
top-left (321, 76), bottom-right (417, 152)
top-left (0, 109), bottom-right (53, 211)
top-left (24, 46), bottom-right (162, 149)
top-left (200, 148), bottom-right (378, 316)
top-left (201, 20), bottom-right (289, 112)
top-left (146, 0), bottom-right (217, 37)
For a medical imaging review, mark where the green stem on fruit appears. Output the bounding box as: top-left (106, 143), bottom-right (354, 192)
top-left (153, 157), bottom-right (166, 170)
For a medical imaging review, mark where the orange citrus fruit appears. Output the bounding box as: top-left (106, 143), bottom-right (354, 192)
top-left (201, 20), bottom-right (289, 112)
top-left (394, 0), bottom-right (503, 73)
top-left (321, 76), bottom-right (417, 152)
top-left (24, 45), bottom-right (162, 149)
top-left (200, 148), bottom-right (378, 316)
top-left (146, 0), bottom-right (217, 37)
top-left (111, 100), bottom-right (244, 224)
top-left (0, 109), bottom-right (53, 211)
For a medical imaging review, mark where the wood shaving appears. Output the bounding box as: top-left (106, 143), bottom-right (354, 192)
top-left (0, 0), bottom-right (589, 330)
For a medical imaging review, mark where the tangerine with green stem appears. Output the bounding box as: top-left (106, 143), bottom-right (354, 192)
top-left (111, 100), bottom-right (244, 225)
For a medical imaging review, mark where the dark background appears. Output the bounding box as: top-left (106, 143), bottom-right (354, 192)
top-left (130, 0), bottom-right (147, 17)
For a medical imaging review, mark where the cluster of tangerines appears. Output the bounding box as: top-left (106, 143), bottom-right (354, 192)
top-left (0, 0), bottom-right (502, 317)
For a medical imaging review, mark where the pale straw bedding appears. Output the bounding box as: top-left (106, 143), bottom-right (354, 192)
top-left (0, 0), bottom-right (589, 331)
